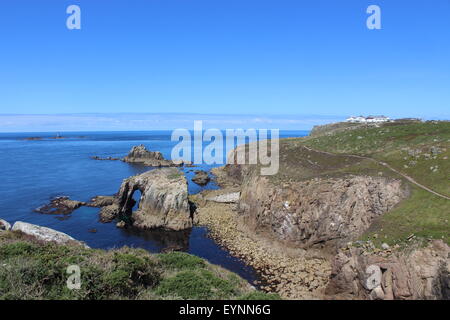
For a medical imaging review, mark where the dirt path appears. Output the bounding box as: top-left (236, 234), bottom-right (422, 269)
top-left (302, 145), bottom-right (450, 201)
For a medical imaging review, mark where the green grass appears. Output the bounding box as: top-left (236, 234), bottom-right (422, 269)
top-left (362, 187), bottom-right (450, 246)
top-left (0, 231), bottom-right (273, 300)
top-left (299, 120), bottom-right (450, 245)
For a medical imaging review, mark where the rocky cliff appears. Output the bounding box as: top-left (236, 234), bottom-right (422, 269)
top-left (326, 240), bottom-right (450, 300)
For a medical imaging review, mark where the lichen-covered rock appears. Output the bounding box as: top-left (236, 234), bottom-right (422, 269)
top-left (88, 196), bottom-right (116, 207)
top-left (326, 240), bottom-right (450, 300)
top-left (238, 175), bottom-right (407, 248)
top-left (0, 219), bottom-right (11, 231)
top-left (114, 168), bottom-right (193, 231)
top-left (11, 221), bottom-right (88, 247)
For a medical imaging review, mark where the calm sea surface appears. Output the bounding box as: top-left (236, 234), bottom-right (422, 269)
top-left (0, 130), bottom-right (308, 282)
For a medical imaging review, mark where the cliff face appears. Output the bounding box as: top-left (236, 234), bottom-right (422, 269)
top-left (238, 174), bottom-right (407, 248)
top-left (326, 240), bottom-right (450, 300)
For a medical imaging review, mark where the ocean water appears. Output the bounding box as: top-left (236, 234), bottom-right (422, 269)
top-left (0, 130), bottom-right (308, 282)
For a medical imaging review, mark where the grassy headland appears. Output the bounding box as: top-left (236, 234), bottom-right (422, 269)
top-left (0, 230), bottom-right (279, 300)
top-left (300, 120), bottom-right (450, 245)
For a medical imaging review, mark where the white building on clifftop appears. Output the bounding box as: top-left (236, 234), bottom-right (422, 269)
top-left (346, 115), bottom-right (390, 123)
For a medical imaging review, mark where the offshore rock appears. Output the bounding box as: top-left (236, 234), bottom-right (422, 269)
top-left (123, 145), bottom-right (189, 167)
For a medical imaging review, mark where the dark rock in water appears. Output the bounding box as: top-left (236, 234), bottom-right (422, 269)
top-left (90, 156), bottom-right (120, 161)
top-left (122, 145), bottom-right (191, 167)
top-left (191, 170), bottom-right (210, 186)
top-left (0, 219), bottom-right (11, 231)
top-left (34, 196), bottom-right (86, 215)
top-left (88, 195), bottom-right (116, 207)
top-left (12, 221), bottom-right (88, 247)
top-left (88, 228), bottom-right (97, 233)
top-left (22, 137), bottom-right (43, 141)
top-left (97, 168), bottom-right (193, 231)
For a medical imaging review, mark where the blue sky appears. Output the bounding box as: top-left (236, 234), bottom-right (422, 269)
top-left (0, 0), bottom-right (449, 131)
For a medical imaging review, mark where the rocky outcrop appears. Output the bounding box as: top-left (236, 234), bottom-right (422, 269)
top-left (238, 175), bottom-right (407, 248)
top-left (123, 145), bottom-right (189, 167)
top-left (34, 197), bottom-right (86, 215)
top-left (326, 240), bottom-right (450, 300)
top-left (88, 196), bottom-right (116, 207)
top-left (90, 156), bottom-right (120, 161)
top-left (11, 221), bottom-right (88, 247)
top-left (191, 170), bottom-right (210, 186)
top-left (101, 168), bottom-right (193, 231)
top-left (0, 219), bottom-right (11, 231)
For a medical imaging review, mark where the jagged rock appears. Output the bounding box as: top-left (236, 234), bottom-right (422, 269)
top-left (238, 175), bottom-right (407, 248)
top-left (0, 219), bottom-right (11, 231)
top-left (99, 204), bottom-right (120, 223)
top-left (90, 156), bottom-right (120, 161)
top-left (11, 221), bottom-right (89, 247)
top-left (122, 145), bottom-right (189, 167)
top-left (191, 170), bottom-right (210, 186)
top-left (116, 221), bottom-right (126, 228)
top-left (326, 240), bottom-right (450, 300)
top-left (34, 196), bottom-right (86, 215)
top-left (107, 168), bottom-right (193, 231)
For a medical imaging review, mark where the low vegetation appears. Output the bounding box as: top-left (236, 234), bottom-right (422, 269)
top-left (0, 231), bottom-right (279, 300)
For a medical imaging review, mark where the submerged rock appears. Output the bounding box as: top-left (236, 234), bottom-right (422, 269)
top-left (206, 192), bottom-right (240, 204)
top-left (191, 170), bottom-right (210, 186)
top-left (34, 196), bottom-right (86, 215)
top-left (0, 219), bottom-right (11, 231)
top-left (12, 221), bottom-right (89, 247)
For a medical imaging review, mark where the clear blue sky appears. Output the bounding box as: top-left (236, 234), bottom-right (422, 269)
top-left (0, 0), bottom-right (449, 125)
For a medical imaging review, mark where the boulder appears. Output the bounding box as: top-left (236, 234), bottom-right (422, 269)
top-left (112, 168), bottom-right (193, 231)
top-left (0, 219), bottom-right (11, 231)
top-left (11, 221), bottom-right (89, 247)
top-left (191, 170), bottom-right (210, 186)
top-left (326, 240), bottom-right (450, 300)
top-left (206, 192), bottom-right (240, 204)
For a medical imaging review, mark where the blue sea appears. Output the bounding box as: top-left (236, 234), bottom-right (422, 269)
top-left (0, 130), bottom-right (308, 282)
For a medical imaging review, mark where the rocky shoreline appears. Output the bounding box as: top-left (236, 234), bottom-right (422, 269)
top-left (191, 189), bottom-right (332, 299)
